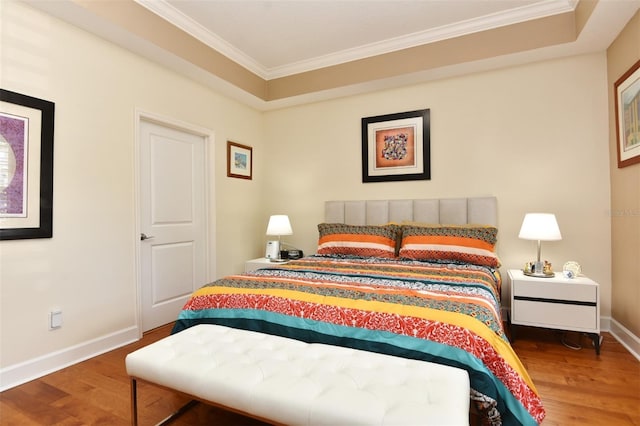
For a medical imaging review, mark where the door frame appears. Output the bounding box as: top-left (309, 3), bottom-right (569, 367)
top-left (133, 109), bottom-right (215, 337)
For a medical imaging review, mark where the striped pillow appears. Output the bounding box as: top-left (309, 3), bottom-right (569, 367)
top-left (317, 223), bottom-right (400, 258)
top-left (399, 225), bottom-right (501, 267)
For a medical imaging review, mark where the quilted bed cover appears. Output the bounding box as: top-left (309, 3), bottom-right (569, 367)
top-left (173, 255), bottom-right (545, 425)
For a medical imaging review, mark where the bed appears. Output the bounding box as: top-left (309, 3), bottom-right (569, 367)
top-left (172, 197), bottom-right (545, 426)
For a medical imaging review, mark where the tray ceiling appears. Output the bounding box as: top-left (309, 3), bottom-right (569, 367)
top-left (24, 0), bottom-right (640, 109)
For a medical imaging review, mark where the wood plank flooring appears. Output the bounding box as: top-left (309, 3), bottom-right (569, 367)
top-left (510, 326), bottom-right (640, 426)
top-left (1, 324), bottom-right (638, 425)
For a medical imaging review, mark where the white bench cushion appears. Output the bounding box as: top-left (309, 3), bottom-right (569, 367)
top-left (126, 324), bottom-right (470, 425)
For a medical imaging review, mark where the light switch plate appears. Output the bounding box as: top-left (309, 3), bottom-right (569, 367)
top-left (50, 310), bottom-right (63, 329)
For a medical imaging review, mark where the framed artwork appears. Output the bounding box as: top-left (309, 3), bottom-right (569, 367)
top-left (227, 141), bottom-right (252, 180)
top-left (0, 89), bottom-right (55, 240)
top-left (614, 59), bottom-right (640, 168)
top-left (361, 109), bottom-right (430, 182)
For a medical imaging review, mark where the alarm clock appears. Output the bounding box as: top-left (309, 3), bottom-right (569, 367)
top-left (287, 249), bottom-right (304, 259)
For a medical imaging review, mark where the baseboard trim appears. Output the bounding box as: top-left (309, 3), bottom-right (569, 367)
top-left (599, 316), bottom-right (610, 332)
top-left (609, 318), bottom-right (640, 362)
top-left (0, 326), bottom-right (139, 392)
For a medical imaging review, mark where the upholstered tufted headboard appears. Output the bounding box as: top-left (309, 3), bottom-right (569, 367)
top-left (324, 197), bottom-right (497, 226)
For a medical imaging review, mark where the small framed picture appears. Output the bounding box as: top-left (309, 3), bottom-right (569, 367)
top-left (614, 59), bottom-right (640, 168)
top-left (227, 141), bottom-right (252, 180)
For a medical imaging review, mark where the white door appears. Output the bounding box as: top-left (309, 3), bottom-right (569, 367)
top-left (139, 118), bottom-right (208, 332)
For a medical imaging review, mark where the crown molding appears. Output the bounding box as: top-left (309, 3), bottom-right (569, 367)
top-left (135, 0), bottom-right (577, 80)
top-left (134, 0), bottom-right (268, 78)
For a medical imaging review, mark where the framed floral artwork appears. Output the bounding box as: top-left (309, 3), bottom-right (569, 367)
top-left (361, 109), bottom-right (430, 182)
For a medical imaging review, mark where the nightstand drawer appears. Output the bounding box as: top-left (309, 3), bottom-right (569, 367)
top-left (512, 300), bottom-right (597, 332)
top-left (512, 280), bottom-right (596, 303)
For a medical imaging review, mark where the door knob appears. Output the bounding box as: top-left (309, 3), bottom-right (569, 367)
top-left (140, 233), bottom-right (155, 241)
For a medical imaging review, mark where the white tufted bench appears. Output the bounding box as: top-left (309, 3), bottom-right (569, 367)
top-left (125, 324), bottom-right (470, 425)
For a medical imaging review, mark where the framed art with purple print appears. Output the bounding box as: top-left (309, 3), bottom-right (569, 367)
top-left (361, 109), bottom-right (430, 182)
top-left (0, 89), bottom-right (55, 240)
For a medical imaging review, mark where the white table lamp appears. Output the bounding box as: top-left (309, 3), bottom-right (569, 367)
top-left (266, 215), bottom-right (293, 262)
top-left (518, 213), bottom-right (562, 277)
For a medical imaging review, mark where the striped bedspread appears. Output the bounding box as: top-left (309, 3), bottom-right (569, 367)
top-left (173, 255), bottom-right (545, 425)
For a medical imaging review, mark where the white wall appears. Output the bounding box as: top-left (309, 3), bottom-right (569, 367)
top-left (0, 1), bottom-right (264, 389)
top-left (264, 53), bottom-right (612, 313)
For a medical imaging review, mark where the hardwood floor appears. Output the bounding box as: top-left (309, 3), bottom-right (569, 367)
top-left (1, 324), bottom-right (638, 425)
top-left (509, 326), bottom-right (640, 426)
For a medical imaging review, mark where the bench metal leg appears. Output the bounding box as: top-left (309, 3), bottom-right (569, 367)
top-left (131, 378), bottom-right (138, 426)
top-left (130, 376), bottom-right (198, 426)
top-left (157, 400), bottom-right (199, 426)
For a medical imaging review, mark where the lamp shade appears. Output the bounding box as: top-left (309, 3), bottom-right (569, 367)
top-left (266, 215), bottom-right (293, 236)
top-left (518, 213), bottom-right (562, 241)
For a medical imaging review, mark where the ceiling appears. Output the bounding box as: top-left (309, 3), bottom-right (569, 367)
top-left (140, 0), bottom-right (562, 78)
top-left (25, 0), bottom-right (640, 109)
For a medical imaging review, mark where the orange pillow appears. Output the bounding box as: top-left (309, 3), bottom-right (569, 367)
top-left (317, 223), bottom-right (400, 258)
top-left (399, 225), bottom-right (501, 267)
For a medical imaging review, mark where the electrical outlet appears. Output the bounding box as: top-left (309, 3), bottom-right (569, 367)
top-left (50, 310), bottom-right (62, 329)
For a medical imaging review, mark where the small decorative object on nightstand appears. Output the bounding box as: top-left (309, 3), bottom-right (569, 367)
top-left (562, 261), bottom-right (581, 278)
top-left (508, 269), bottom-right (601, 354)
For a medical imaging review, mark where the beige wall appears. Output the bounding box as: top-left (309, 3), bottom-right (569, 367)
top-left (0, 0), bottom-right (264, 377)
top-left (264, 53), bottom-right (612, 312)
top-left (607, 11), bottom-right (640, 338)
top-left (0, 0), bottom-right (626, 390)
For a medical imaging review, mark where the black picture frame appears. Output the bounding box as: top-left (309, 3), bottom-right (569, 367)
top-left (0, 89), bottom-right (55, 240)
top-left (361, 109), bottom-right (430, 182)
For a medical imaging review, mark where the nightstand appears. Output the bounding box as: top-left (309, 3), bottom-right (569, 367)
top-left (245, 257), bottom-right (288, 273)
top-left (508, 269), bottom-right (601, 354)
